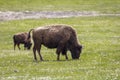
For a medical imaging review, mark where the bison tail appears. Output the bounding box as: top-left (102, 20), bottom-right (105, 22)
top-left (28, 29), bottom-right (34, 39)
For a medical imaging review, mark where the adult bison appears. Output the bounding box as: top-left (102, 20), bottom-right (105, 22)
top-left (13, 32), bottom-right (32, 50)
top-left (28, 25), bottom-right (82, 61)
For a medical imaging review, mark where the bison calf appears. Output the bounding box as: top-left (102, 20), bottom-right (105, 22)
top-left (28, 24), bottom-right (82, 61)
top-left (13, 32), bottom-right (32, 50)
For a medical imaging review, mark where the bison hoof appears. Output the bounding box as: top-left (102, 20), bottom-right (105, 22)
top-left (33, 59), bottom-right (37, 62)
top-left (40, 58), bottom-right (43, 61)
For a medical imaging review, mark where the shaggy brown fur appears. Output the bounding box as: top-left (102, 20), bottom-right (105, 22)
top-left (13, 32), bottom-right (32, 50)
top-left (28, 24), bottom-right (82, 61)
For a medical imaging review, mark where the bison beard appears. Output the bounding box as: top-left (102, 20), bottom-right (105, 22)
top-left (28, 24), bottom-right (82, 61)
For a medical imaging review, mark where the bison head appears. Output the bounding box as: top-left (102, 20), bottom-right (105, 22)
top-left (24, 42), bottom-right (32, 50)
top-left (24, 38), bottom-right (32, 50)
top-left (24, 39), bottom-right (32, 50)
top-left (71, 45), bottom-right (82, 59)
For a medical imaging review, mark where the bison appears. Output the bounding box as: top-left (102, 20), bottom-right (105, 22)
top-left (13, 32), bottom-right (32, 50)
top-left (27, 24), bottom-right (82, 61)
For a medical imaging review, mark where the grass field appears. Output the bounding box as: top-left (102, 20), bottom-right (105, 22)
top-left (0, 16), bottom-right (120, 80)
top-left (0, 0), bottom-right (120, 79)
top-left (0, 0), bottom-right (120, 13)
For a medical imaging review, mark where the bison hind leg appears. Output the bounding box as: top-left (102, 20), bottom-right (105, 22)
top-left (34, 42), bottom-right (43, 61)
top-left (37, 48), bottom-right (43, 61)
top-left (33, 45), bottom-right (43, 61)
top-left (33, 45), bottom-right (37, 61)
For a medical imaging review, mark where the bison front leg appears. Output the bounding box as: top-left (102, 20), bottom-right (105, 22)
top-left (24, 44), bottom-right (27, 50)
top-left (56, 38), bottom-right (69, 60)
top-left (56, 48), bottom-right (61, 61)
top-left (62, 48), bottom-right (68, 60)
top-left (56, 44), bottom-right (64, 61)
top-left (17, 43), bottom-right (21, 50)
top-left (14, 43), bottom-right (17, 50)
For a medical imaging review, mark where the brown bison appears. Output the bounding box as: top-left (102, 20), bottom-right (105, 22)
top-left (28, 24), bottom-right (82, 61)
top-left (13, 32), bottom-right (32, 50)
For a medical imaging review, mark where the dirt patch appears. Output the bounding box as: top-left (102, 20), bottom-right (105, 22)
top-left (0, 11), bottom-right (120, 21)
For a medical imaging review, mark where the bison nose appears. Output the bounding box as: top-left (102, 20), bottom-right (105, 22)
top-left (71, 55), bottom-right (79, 59)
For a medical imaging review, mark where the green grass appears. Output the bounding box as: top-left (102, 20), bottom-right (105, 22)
top-left (0, 16), bottom-right (120, 80)
top-left (0, 0), bottom-right (120, 13)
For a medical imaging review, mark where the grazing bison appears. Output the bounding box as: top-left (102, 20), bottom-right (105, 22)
top-left (13, 32), bottom-right (32, 50)
top-left (28, 25), bottom-right (82, 61)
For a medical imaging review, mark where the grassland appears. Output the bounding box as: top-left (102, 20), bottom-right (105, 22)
top-left (0, 0), bottom-right (120, 79)
top-left (0, 0), bottom-right (120, 13)
top-left (0, 16), bottom-right (120, 80)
